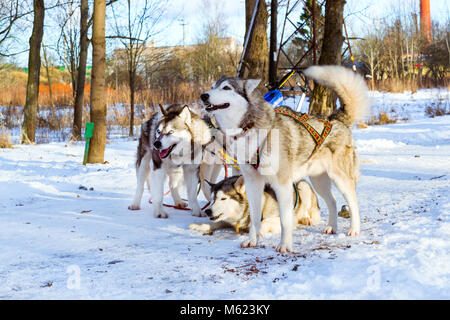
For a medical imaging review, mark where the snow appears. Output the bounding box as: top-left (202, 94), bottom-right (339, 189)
top-left (0, 89), bottom-right (449, 299)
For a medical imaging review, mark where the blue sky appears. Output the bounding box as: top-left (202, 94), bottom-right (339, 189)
top-left (156, 0), bottom-right (449, 47)
top-left (7, 0), bottom-right (450, 67)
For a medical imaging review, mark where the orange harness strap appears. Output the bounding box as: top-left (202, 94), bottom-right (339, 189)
top-left (274, 107), bottom-right (332, 158)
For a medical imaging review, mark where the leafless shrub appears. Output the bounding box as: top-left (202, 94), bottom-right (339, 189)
top-left (425, 101), bottom-right (450, 118)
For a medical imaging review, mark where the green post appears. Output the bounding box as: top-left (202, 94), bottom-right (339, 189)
top-left (83, 122), bottom-right (94, 165)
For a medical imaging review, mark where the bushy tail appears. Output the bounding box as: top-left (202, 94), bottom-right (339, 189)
top-left (303, 65), bottom-right (370, 127)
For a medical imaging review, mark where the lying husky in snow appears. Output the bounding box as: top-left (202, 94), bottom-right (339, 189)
top-left (189, 176), bottom-right (320, 236)
top-left (128, 104), bottom-right (222, 218)
top-left (200, 65), bottom-right (370, 252)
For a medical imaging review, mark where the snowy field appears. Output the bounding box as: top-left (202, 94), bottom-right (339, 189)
top-left (0, 89), bottom-right (449, 299)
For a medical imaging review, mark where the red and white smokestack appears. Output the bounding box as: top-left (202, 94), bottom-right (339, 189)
top-left (420, 0), bottom-right (432, 43)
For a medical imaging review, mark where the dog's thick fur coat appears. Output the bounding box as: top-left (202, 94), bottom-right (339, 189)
top-left (189, 176), bottom-right (320, 235)
top-left (129, 104), bottom-right (221, 218)
top-left (201, 65), bottom-right (370, 252)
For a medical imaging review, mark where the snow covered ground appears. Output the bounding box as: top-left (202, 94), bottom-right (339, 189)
top-left (0, 89), bottom-right (449, 299)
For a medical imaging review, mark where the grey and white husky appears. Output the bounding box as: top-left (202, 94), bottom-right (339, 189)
top-left (200, 65), bottom-right (370, 252)
top-left (189, 175), bottom-right (320, 235)
top-left (128, 104), bottom-right (221, 218)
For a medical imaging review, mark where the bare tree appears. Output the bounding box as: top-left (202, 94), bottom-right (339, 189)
top-left (308, 0), bottom-right (345, 117)
top-left (110, 0), bottom-right (165, 136)
top-left (22, 0), bottom-right (45, 144)
top-left (0, 0), bottom-right (27, 55)
top-left (87, 0), bottom-right (106, 163)
top-left (238, 0), bottom-right (269, 84)
top-left (55, 0), bottom-right (80, 98)
top-left (188, 0), bottom-right (239, 84)
top-left (72, 0), bottom-right (90, 141)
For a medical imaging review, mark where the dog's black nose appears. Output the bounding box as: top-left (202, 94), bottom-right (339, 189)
top-left (200, 93), bottom-right (209, 102)
top-left (153, 140), bottom-right (162, 149)
top-left (205, 209), bottom-right (212, 216)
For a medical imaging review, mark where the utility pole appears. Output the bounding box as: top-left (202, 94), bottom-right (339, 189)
top-left (268, 0), bottom-right (277, 88)
top-left (179, 19), bottom-right (187, 47)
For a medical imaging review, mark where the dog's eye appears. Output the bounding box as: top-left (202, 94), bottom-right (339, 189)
top-left (222, 86), bottom-right (231, 90)
top-left (156, 129), bottom-right (161, 135)
top-left (220, 197), bottom-right (227, 201)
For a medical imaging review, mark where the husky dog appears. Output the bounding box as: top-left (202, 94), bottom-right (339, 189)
top-left (129, 104), bottom-right (220, 218)
top-left (200, 65), bottom-right (370, 252)
top-left (189, 176), bottom-right (320, 235)
top-left (128, 113), bottom-right (187, 211)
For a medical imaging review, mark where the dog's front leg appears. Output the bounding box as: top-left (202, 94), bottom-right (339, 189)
top-left (273, 181), bottom-right (294, 253)
top-left (150, 167), bottom-right (168, 218)
top-left (129, 153), bottom-right (151, 210)
top-left (184, 165), bottom-right (204, 217)
top-left (240, 168), bottom-right (265, 248)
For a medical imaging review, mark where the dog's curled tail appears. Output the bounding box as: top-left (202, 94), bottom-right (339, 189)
top-left (303, 65), bottom-right (370, 127)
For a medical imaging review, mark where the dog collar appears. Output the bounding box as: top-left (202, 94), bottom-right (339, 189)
top-left (230, 122), bottom-right (254, 140)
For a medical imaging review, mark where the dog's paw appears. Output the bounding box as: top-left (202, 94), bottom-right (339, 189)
top-left (192, 209), bottom-right (206, 217)
top-left (276, 242), bottom-right (292, 254)
top-left (154, 210), bottom-right (168, 219)
top-left (323, 226), bottom-right (336, 234)
top-left (189, 223), bottom-right (210, 232)
top-left (128, 204), bottom-right (141, 210)
top-left (189, 223), bottom-right (213, 235)
top-left (348, 228), bottom-right (360, 236)
top-left (298, 216), bottom-right (313, 226)
top-left (240, 238), bottom-right (258, 248)
top-left (174, 201), bottom-right (188, 208)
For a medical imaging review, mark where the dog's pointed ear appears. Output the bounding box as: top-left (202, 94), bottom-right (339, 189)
top-left (213, 75), bottom-right (226, 89)
top-left (245, 79), bottom-right (261, 94)
top-left (178, 105), bottom-right (191, 123)
top-left (234, 175), bottom-right (245, 193)
top-left (158, 104), bottom-right (167, 116)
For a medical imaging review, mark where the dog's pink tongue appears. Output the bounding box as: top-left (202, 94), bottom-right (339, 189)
top-left (159, 148), bottom-right (170, 158)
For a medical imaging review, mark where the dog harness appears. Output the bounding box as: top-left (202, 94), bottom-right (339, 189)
top-left (274, 107), bottom-right (332, 159)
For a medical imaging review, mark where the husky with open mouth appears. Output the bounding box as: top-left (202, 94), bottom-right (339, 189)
top-left (189, 175), bottom-right (320, 235)
top-left (129, 104), bottom-right (221, 218)
top-left (200, 65), bottom-right (370, 252)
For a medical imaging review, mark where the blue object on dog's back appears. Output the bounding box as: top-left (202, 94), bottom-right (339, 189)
top-left (264, 90), bottom-right (284, 106)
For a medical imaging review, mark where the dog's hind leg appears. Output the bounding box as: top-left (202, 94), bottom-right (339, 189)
top-left (129, 153), bottom-right (151, 210)
top-left (184, 165), bottom-right (204, 217)
top-left (329, 170), bottom-right (360, 236)
top-left (310, 173), bottom-right (338, 234)
top-left (150, 167), bottom-right (169, 218)
top-left (168, 168), bottom-right (187, 208)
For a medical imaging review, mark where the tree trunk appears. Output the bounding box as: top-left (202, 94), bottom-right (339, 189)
top-left (308, 0), bottom-right (345, 117)
top-left (87, 0), bottom-right (106, 163)
top-left (72, 0), bottom-right (89, 141)
top-left (129, 71), bottom-right (135, 137)
top-left (42, 44), bottom-right (56, 121)
top-left (21, 0), bottom-right (45, 144)
top-left (239, 0), bottom-right (269, 86)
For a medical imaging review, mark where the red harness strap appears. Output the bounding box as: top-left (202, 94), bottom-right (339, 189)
top-left (274, 107), bottom-right (332, 158)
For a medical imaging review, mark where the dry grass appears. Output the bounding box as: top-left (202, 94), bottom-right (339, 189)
top-left (0, 81), bottom-right (207, 143)
top-left (0, 126), bottom-right (13, 148)
top-left (367, 112), bottom-right (399, 126)
top-left (425, 102), bottom-right (450, 118)
top-left (370, 77), bottom-right (449, 93)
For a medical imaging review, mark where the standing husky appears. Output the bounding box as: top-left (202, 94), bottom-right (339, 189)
top-left (129, 104), bottom-right (218, 218)
top-left (128, 113), bottom-right (186, 211)
top-left (200, 65), bottom-right (370, 252)
top-left (189, 176), bottom-right (320, 235)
